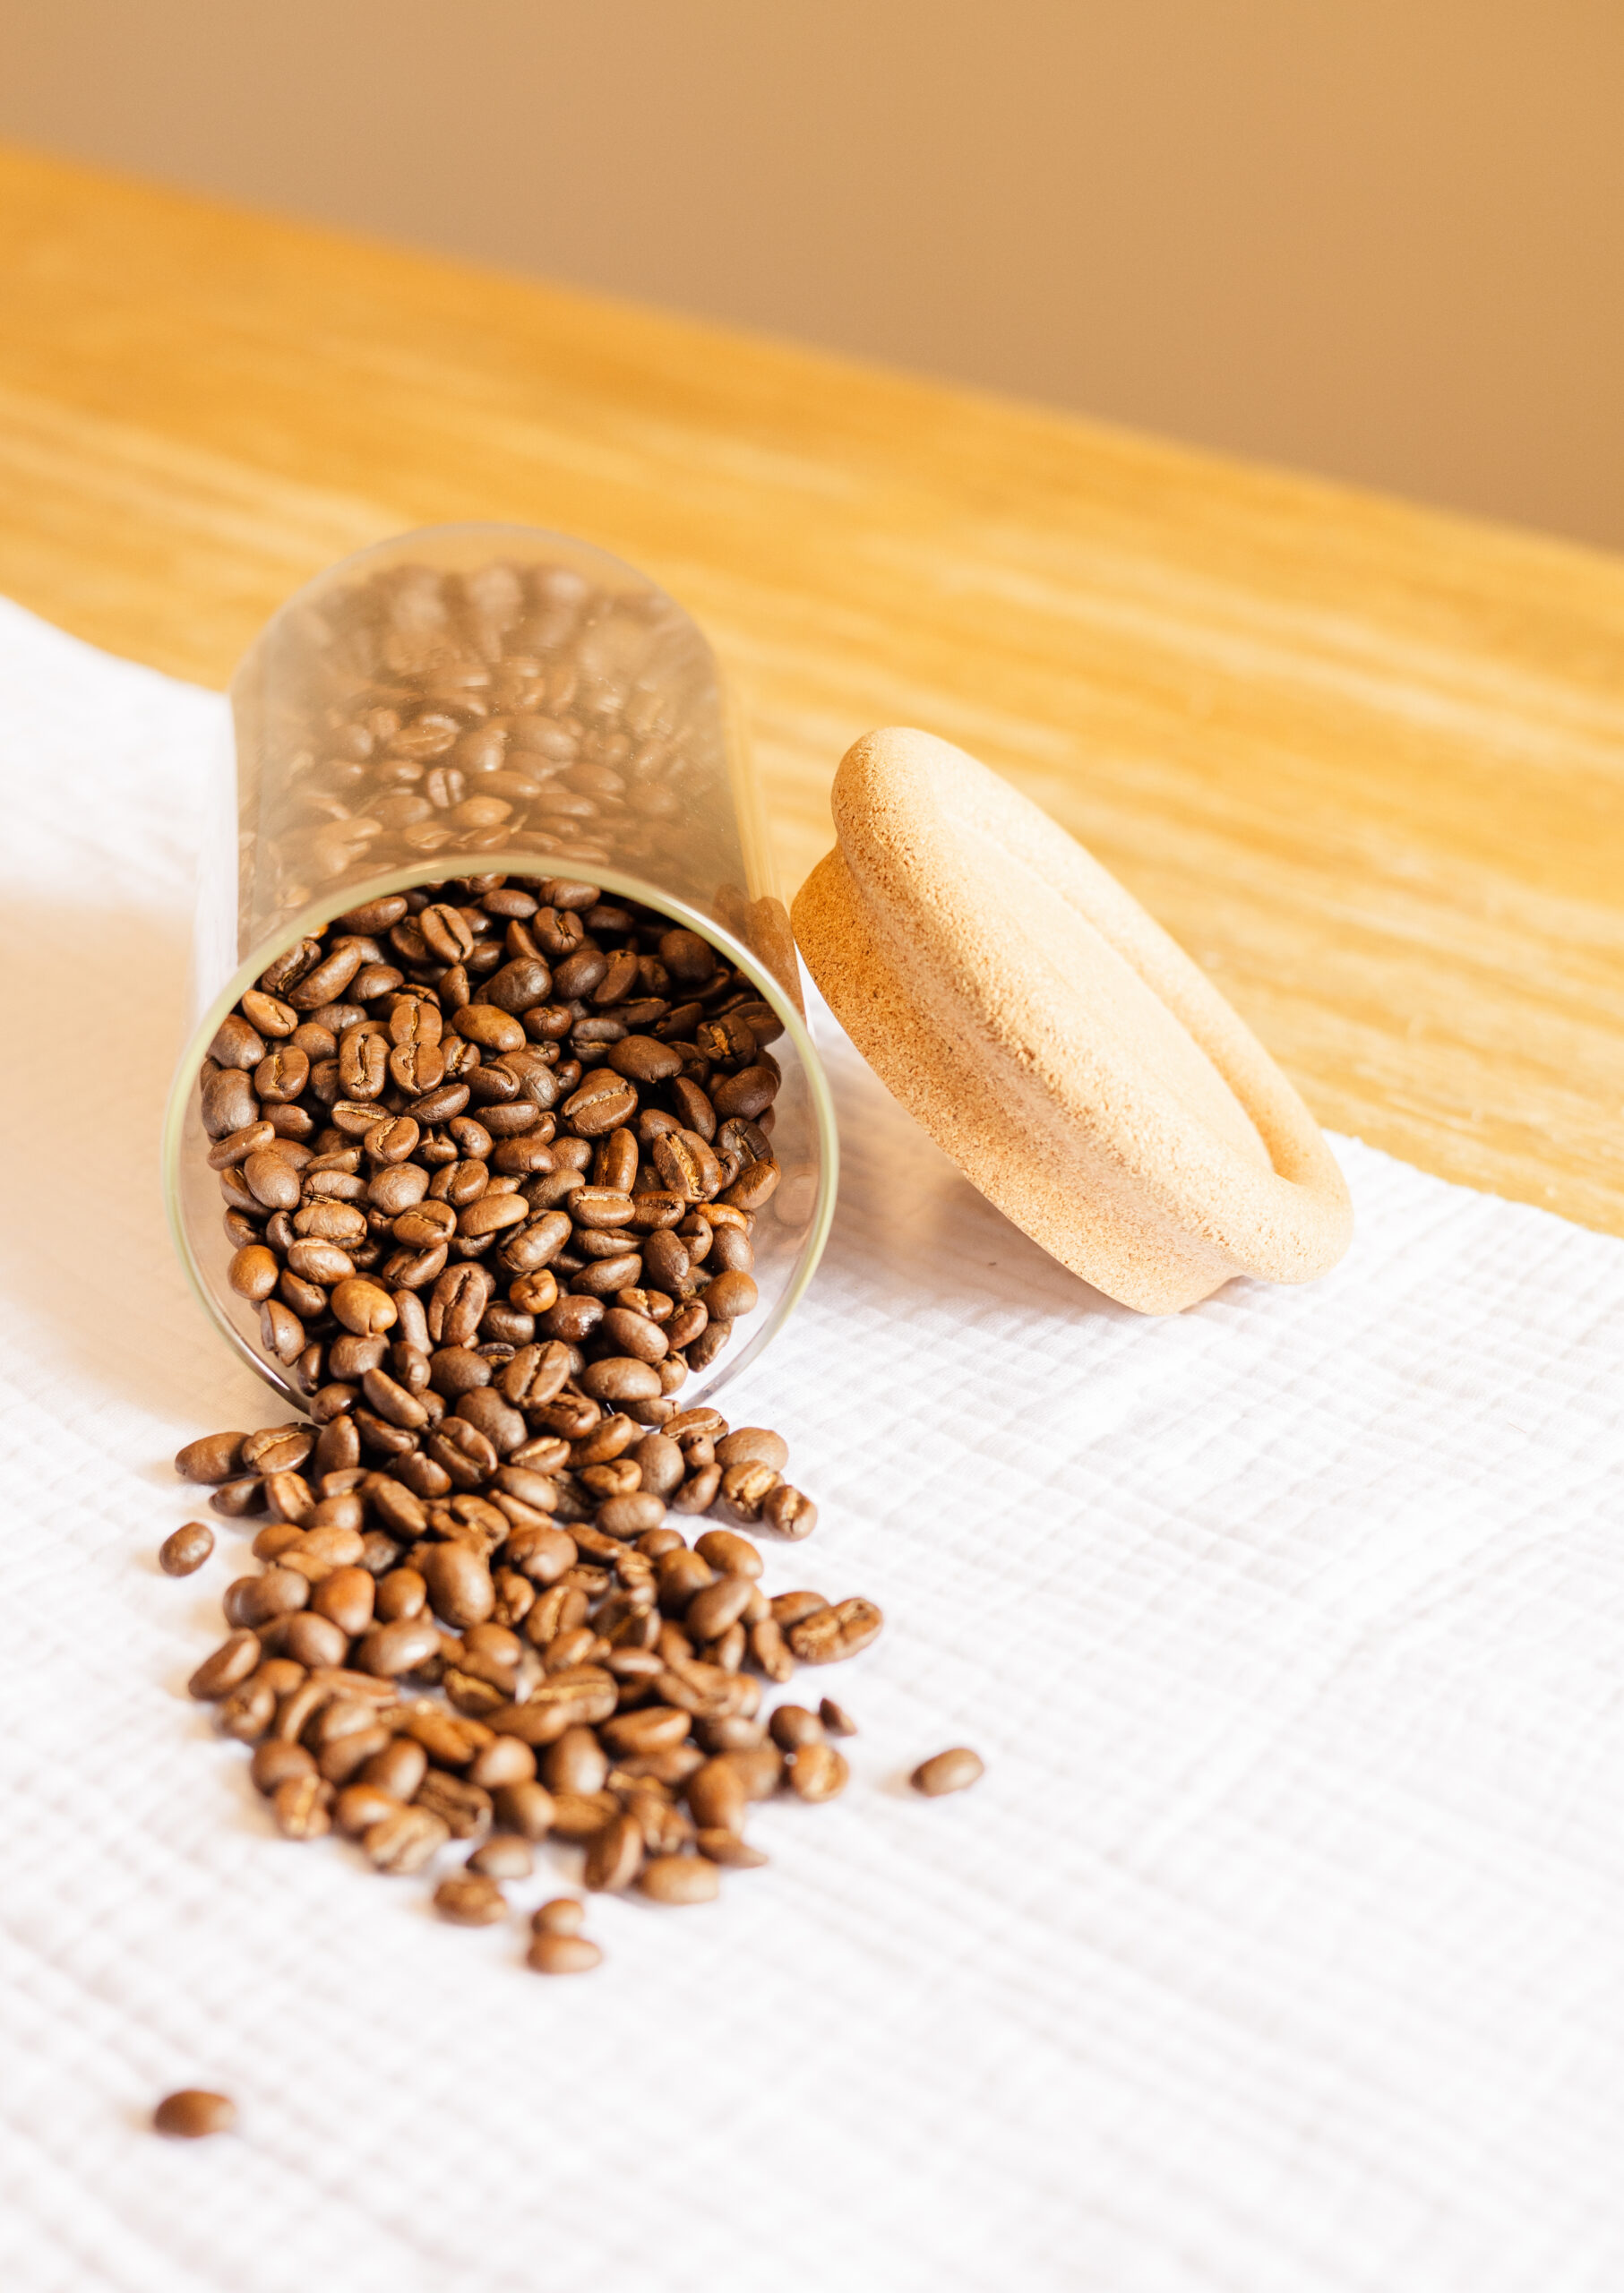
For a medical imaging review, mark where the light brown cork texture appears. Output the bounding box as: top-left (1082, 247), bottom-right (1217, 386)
top-left (793, 728), bottom-right (1353, 1313)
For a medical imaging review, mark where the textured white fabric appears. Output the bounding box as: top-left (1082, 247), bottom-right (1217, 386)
top-left (2, 596), bottom-right (1622, 2293)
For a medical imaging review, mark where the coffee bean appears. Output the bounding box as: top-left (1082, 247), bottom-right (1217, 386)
top-left (159, 1521), bottom-right (215, 1576)
top-left (218, 1677), bottom-right (276, 1741)
top-left (360, 1737), bottom-right (428, 1799)
top-left (356, 1615), bottom-right (441, 1676)
top-left (749, 1616), bottom-right (795, 1681)
top-left (417, 1770), bottom-right (493, 1841)
top-left (723, 1743), bottom-right (785, 1800)
top-left (527, 1930), bottom-right (602, 1974)
top-left (762, 1484), bottom-right (817, 1539)
top-left (365, 1805), bottom-right (450, 1872)
top-left (787, 1597), bottom-right (883, 1664)
top-left (491, 1780), bottom-right (557, 1840)
top-left (599, 1705), bottom-right (692, 1758)
top-left (467, 1735), bottom-right (536, 1790)
top-left (911, 1748), bottom-right (984, 1797)
top-left (467, 1832), bottom-right (534, 1880)
top-left (638, 1853), bottom-right (720, 1904)
top-left (280, 1611), bottom-right (351, 1669)
top-left (583, 1810), bottom-right (645, 1892)
top-left (686, 1756), bottom-right (749, 1834)
top-left (434, 1871), bottom-right (508, 1925)
top-left (153, 2090), bottom-right (236, 2140)
top-left (684, 1575), bottom-right (757, 1642)
top-left (335, 1782), bottom-right (403, 1836)
top-left (175, 1430), bottom-right (246, 1484)
top-left (420, 1542), bottom-right (494, 1630)
top-left (717, 1461), bottom-right (781, 1524)
top-left (769, 1705), bottom-right (825, 1752)
top-left (273, 1772), bottom-right (334, 1839)
top-left (714, 1428), bottom-right (788, 1473)
top-left (188, 1631), bottom-right (262, 1699)
top-left (251, 1739), bottom-right (314, 1794)
top-left (787, 1741), bottom-right (849, 1802)
top-left (692, 1528), bottom-right (762, 1579)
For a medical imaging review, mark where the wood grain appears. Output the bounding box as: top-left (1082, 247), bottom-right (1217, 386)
top-left (2, 143), bottom-right (1620, 1233)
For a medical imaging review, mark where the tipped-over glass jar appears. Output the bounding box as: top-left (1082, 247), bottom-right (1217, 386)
top-left (163, 524), bottom-right (838, 1420)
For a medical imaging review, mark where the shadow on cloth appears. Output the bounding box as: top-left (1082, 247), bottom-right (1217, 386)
top-left (0, 896), bottom-right (206, 1422)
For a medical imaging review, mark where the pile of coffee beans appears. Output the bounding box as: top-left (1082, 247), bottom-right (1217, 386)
top-left (200, 873), bottom-right (795, 1416)
top-left (245, 556), bottom-right (754, 955)
top-left (177, 882), bottom-right (884, 1965)
top-left (176, 1404), bottom-right (881, 1964)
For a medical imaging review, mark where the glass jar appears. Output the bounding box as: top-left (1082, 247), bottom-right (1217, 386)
top-left (163, 523), bottom-right (838, 1409)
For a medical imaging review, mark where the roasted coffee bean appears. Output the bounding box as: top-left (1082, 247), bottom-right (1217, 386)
top-left (251, 1739), bottom-right (314, 1794)
top-left (531, 1896), bottom-right (586, 1939)
top-left (312, 1565), bottom-right (376, 1636)
top-left (176, 1430), bottom-right (246, 1485)
top-left (670, 1463), bottom-right (721, 1515)
top-left (273, 1772), bottom-right (334, 1839)
top-left (159, 1521), bottom-right (215, 1576)
top-left (434, 1871), bottom-right (508, 1925)
top-left (417, 1770), bottom-right (493, 1842)
top-left (762, 1484), bottom-right (817, 1539)
top-left (638, 1853), bottom-right (719, 1905)
top-left (698, 1830), bottom-right (769, 1868)
top-left (583, 1811), bottom-right (645, 1893)
top-left (420, 1542), bottom-right (494, 1629)
top-left (467, 1831), bottom-right (534, 1880)
top-left (684, 1575), bottom-right (757, 1642)
top-left (548, 1786), bottom-right (623, 1839)
top-left (599, 1705), bottom-right (692, 1758)
top-left (723, 1743), bottom-right (784, 1800)
top-left (632, 1431), bottom-right (684, 1499)
top-left (527, 1929), bottom-right (602, 1974)
top-left (686, 1756), bottom-right (749, 1834)
top-left (714, 1428), bottom-right (787, 1473)
top-left (787, 1741), bottom-right (849, 1802)
top-left (492, 1779), bottom-right (557, 1840)
top-left (356, 1615), bottom-right (442, 1676)
top-left (787, 1597), bottom-right (883, 1664)
top-left (467, 1735), bottom-right (536, 1789)
top-left (541, 1725), bottom-right (609, 1796)
top-left (188, 1631), bottom-right (262, 1699)
top-left (693, 1528), bottom-right (762, 1580)
top-left (911, 1748), bottom-right (984, 1797)
top-left (335, 1782), bottom-right (403, 1836)
top-left (365, 1805), bottom-right (450, 1873)
top-left (770, 1590), bottom-right (828, 1629)
top-left (359, 1736), bottom-right (428, 1800)
top-left (153, 2090), bottom-right (237, 2140)
top-left (769, 1705), bottom-right (825, 1752)
top-left (218, 1677), bottom-right (276, 1741)
top-left (280, 1611), bottom-right (351, 1669)
top-left (595, 1492), bottom-right (666, 1540)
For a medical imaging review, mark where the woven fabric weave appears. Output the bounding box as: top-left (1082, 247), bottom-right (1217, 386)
top-left (2, 600), bottom-right (1621, 2293)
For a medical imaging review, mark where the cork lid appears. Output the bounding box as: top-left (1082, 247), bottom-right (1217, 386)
top-left (791, 727), bottom-right (1353, 1313)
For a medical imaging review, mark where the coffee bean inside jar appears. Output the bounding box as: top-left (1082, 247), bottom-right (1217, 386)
top-left (198, 880), bottom-right (788, 1421)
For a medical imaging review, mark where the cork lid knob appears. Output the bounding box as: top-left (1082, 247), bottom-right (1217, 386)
top-left (791, 727), bottom-right (1353, 1313)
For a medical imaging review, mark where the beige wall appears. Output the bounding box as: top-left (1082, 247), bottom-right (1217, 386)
top-left (3, 0), bottom-right (1621, 550)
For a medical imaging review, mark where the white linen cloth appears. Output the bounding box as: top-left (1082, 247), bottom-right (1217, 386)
top-left (2, 597), bottom-right (1622, 2293)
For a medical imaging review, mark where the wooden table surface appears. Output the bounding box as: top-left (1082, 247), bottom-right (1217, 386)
top-left (3, 143), bottom-right (1621, 1235)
